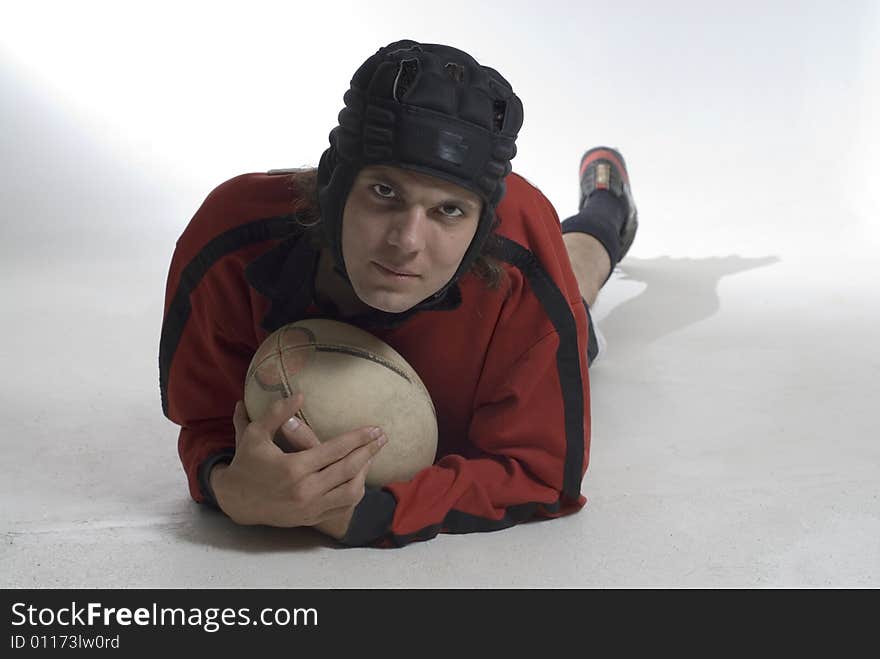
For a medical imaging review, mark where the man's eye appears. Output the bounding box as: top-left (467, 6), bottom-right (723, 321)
top-left (371, 183), bottom-right (395, 199)
top-left (440, 205), bottom-right (464, 218)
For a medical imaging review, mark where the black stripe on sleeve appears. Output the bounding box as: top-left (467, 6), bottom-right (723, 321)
top-left (158, 216), bottom-right (294, 418)
top-left (388, 501), bottom-right (565, 547)
top-left (487, 236), bottom-right (586, 501)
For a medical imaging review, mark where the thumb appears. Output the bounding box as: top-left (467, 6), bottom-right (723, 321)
top-left (232, 400), bottom-right (249, 447)
top-left (275, 411), bottom-right (322, 452)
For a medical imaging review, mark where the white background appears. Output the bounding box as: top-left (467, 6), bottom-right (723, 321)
top-left (2, 0), bottom-right (878, 586)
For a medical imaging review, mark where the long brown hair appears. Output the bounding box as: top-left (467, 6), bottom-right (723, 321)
top-left (283, 167), bottom-right (509, 291)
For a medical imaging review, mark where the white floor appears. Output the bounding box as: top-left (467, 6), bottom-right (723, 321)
top-left (2, 2), bottom-right (879, 588)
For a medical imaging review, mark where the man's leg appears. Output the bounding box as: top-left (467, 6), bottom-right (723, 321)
top-left (561, 146), bottom-right (638, 304)
top-left (561, 147), bottom-right (638, 362)
top-left (563, 232), bottom-right (611, 307)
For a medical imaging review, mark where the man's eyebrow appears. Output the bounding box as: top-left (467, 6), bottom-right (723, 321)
top-left (364, 170), bottom-right (479, 210)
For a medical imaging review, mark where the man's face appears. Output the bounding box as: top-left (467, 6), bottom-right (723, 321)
top-left (341, 164), bottom-right (483, 313)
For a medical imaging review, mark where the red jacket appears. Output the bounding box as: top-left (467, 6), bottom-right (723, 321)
top-left (159, 170), bottom-right (592, 547)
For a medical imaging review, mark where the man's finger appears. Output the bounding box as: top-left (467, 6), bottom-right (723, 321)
top-left (249, 393), bottom-right (306, 440)
top-left (313, 437), bottom-right (385, 494)
top-left (298, 426), bottom-right (386, 473)
top-left (275, 414), bottom-right (321, 452)
top-left (315, 458), bottom-right (373, 515)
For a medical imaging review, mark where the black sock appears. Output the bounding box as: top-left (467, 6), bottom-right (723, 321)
top-left (560, 190), bottom-right (626, 268)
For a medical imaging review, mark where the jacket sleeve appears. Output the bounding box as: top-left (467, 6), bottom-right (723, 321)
top-left (160, 237), bottom-right (260, 507)
top-left (342, 295), bottom-right (592, 548)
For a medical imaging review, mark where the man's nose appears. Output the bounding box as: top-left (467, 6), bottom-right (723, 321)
top-left (386, 205), bottom-right (428, 252)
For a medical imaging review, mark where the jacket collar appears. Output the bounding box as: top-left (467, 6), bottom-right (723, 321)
top-left (244, 229), bottom-right (462, 334)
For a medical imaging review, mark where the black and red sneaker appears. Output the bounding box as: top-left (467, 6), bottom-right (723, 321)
top-left (578, 146), bottom-right (638, 262)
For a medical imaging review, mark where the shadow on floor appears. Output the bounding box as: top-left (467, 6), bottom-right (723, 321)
top-left (169, 506), bottom-right (345, 553)
top-left (598, 254), bottom-right (780, 349)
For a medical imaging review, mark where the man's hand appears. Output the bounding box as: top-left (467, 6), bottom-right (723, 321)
top-left (312, 507), bottom-right (357, 541)
top-left (210, 393), bottom-right (387, 532)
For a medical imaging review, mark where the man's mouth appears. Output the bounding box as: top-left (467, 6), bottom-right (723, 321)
top-left (374, 262), bottom-right (419, 277)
